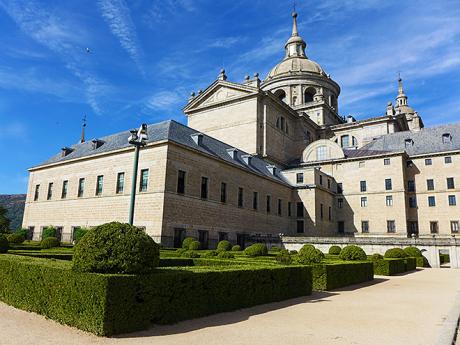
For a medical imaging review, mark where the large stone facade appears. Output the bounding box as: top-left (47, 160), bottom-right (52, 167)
top-left (22, 12), bottom-right (459, 247)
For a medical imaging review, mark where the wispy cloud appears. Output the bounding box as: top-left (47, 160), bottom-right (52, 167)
top-left (144, 0), bottom-right (196, 25)
top-left (98, 0), bottom-right (144, 75)
top-left (145, 90), bottom-right (184, 111)
top-left (0, 0), bottom-right (110, 114)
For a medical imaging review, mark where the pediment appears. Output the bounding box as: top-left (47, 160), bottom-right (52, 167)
top-left (184, 81), bottom-right (258, 113)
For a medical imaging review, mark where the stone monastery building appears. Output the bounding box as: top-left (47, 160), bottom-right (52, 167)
top-left (23, 12), bottom-right (460, 248)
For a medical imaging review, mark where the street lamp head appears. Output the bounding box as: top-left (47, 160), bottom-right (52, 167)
top-left (128, 129), bottom-right (138, 144)
top-left (137, 123), bottom-right (148, 143)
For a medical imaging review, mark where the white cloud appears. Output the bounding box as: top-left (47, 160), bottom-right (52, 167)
top-left (98, 0), bottom-right (144, 75)
top-left (145, 90), bottom-right (184, 110)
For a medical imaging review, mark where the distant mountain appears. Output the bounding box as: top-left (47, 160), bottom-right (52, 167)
top-left (0, 194), bottom-right (26, 230)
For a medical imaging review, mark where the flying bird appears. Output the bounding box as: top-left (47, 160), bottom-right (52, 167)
top-left (85, 47), bottom-right (92, 54)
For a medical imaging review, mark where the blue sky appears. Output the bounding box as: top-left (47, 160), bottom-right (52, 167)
top-left (1, 0), bottom-right (460, 194)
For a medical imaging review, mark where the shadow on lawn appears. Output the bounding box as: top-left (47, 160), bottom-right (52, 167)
top-left (114, 291), bottom-right (337, 338)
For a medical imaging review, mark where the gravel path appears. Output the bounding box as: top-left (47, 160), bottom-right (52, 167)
top-left (1, 268), bottom-right (459, 345)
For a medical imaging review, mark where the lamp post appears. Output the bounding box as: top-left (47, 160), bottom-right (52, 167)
top-left (128, 124), bottom-right (148, 225)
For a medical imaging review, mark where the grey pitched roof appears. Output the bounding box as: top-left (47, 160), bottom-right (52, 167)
top-left (35, 120), bottom-right (289, 185)
top-left (343, 149), bottom-right (392, 158)
top-left (361, 122), bottom-right (460, 156)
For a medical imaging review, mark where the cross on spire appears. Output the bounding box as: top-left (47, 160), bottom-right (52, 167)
top-left (80, 115), bottom-right (86, 143)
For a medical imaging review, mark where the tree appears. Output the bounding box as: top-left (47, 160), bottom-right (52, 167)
top-left (0, 205), bottom-right (11, 233)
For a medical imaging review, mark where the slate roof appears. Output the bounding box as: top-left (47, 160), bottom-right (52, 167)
top-left (34, 120), bottom-right (289, 185)
top-left (361, 122), bottom-right (460, 156)
top-left (343, 149), bottom-right (392, 158)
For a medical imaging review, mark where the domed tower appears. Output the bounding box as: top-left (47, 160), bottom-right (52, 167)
top-left (261, 12), bottom-right (343, 126)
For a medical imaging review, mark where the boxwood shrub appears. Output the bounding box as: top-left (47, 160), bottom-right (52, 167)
top-left (217, 251), bottom-right (234, 259)
top-left (339, 245), bottom-right (367, 261)
top-left (188, 240), bottom-right (201, 251)
top-left (72, 222), bottom-right (159, 274)
top-left (403, 246), bottom-right (422, 258)
top-left (275, 249), bottom-right (292, 265)
top-left (244, 243), bottom-right (268, 257)
top-left (6, 233), bottom-right (25, 244)
top-left (404, 257), bottom-right (417, 271)
top-left (41, 237), bottom-right (60, 249)
top-left (297, 245), bottom-right (324, 264)
top-left (181, 250), bottom-right (201, 258)
top-left (217, 240), bottom-right (232, 252)
top-left (415, 256), bottom-right (430, 268)
top-left (41, 226), bottom-right (56, 240)
top-left (231, 245), bottom-right (241, 252)
top-left (373, 258), bottom-right (406, 275)
top-left (0, 254), bottom-right (312, 336)
top-left (328, 245), bottom-right (342, 255)
top-left (312, 262), bottom-right (373, 291)
top-left (384, 248), bottom-right (407, 258)
top-left (182, 237), bottom-right (195, 249)
top-left (0, 234), bottom-right (9, 253)
top-left (73, 228), bottom-right (89, 244)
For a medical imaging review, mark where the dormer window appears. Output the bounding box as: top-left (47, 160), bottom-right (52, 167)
top-left (91, 139), bottom-right (104, 150)
top-left (61, 147), bottom-right (73, 157)
top-left (404, 139), bottom-right (414, 148)
top-left (442, 133), bottom-right (452, 144)
top-left (191, 133), bottom-right (204, 146)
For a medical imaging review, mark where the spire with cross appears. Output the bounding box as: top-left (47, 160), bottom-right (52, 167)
top-left (80, 115), bottom-right (87, 144)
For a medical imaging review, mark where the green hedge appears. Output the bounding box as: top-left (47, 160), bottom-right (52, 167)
top-left (373, 258), bottom-right (407, 276)
top-left (311, 262), bottom-right (373, 291)
top-left (404, 257), bottom-right (417, 271)
top-left (440, 254), bottom-right (450, 264)
top-left (415, 256), bottom-right (430, 268)
top-left (0, 254), bottom-right (312, 336)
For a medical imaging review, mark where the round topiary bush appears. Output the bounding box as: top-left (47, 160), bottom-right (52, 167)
top-left (181, 250), bottom-right (200, 258)
top-left (217, 240), bottom-right (232, 252)
top-left (182, 237), bottom-right (195, 249)
top-left (188, 240), bottom-right (201, 251)
top-left (328, 245), bottom-right (342, 255)
top-left (72, 222), bottom-right (159, 274)
top-left (384, 248), bottom-right (408, 258)
top-left (297, 244), bottom-right (324, 264)
top-left (339, 245), bottom-right (367, 261)
top-left (217, 251), bottom-right (234, 259)
top-left (0, 234), bottom-right (9, 253)
top-left (244, 243), bottom-right (268, 257)
top-left (370, 253), bottom-right (384, 261)
top-left (6, 233), bottom-right (25, 244)
top-left (231, 245), bottom-right (241, 252)
top-left (403, 246), bottom-right (422, 257)
top-left (41, 237), bottom-right (60, 249)
top-left (276, 249), bottom-right (292, 265)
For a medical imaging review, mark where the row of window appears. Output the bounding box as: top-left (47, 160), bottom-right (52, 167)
top-left (336, 194), bottom-right (457, 208)
top-left (33, 170), bottom-right (149, 201)
top-left (359, 220), bottom-right (460, 234)
top-left (296, 173), bottom-right (333, 189)
top-left (408, 178), bottom-right (456, 192)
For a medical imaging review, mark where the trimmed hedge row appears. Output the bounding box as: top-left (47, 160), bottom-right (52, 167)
top-left (311, 262), bottom-right (374, 291)
top-left (373, 258), bottom-right (406, 275)
top-left (0, 254), bottom-right (312, 336)
top-left (404, 257), bottom-right (417, 272)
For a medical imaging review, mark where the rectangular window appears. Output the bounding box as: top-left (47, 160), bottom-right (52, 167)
top-left (327, 179), bottom-right (331, 189)
top-left (296, 202), bottom-right (304, 217)
top-left (425, 158), bottom-right (432, 166)
top-left (218, 232), bottom-right (228, 242)
top-left (78, 178), bottom-right (85, 198)
top-left (266, 195), bottom-right (271, 213)
top-left (338, 221), bottom-right (345, 234)
top-left (386, 195), bottom-right (393, 206)
top-left (361, 221), bottom-right (369, 233)
top-left (34, 184), bottom-right (40, 201)
top-left (338, 198), bottom-right (343, 208)
top-left (47, 182), bottom-right (53, 200)
top-left (296, 220), bottom-right (304, 233)
top-left (384, 158), bottom-right (390, 165)
top-left (341, 135), bottom-right (350, 148)
top-left (140, 169), bottom-right (149, 192)
top-left (451, 221), bottom-right (459, 233)
top-left (445, 156), bottom-right (452, 164)
top-left (319, 175), bottom-right (323, 185)
top-left (173, 228), bottom-right (186, 248)
top-left (360, 197), bottom-right (368, 207)
top-left (328, 206), bottom-right (332, 221)
top-left (253, 192), bottom-right (258, 210)
top-left (447, 177), bottom-right (455, 189)
top-left (220, 182), bottom-right (227, 203)
top-left (277, 199), bottom-right (282, 216)
top-left (449, 195), bottom-right (457, 206)
top-left (61, 180), bottom-right (68, 199)
top-left (408, 180), bottom-right (415, 192)
top-left (198, 230), bottom-right (209, 249)
top-left (430, 221), bottom-right (438, 234)
top-left (337, 183), bottom-right (343, 194)
top-left (320, 203), bottom-right (324, 220)
top-left (238, 188), bottom-right (243, 208)
top-left (387, 220), bottom-right (396, 233)
top-left (96, 175), bottom-right (103, 196)
top-left (177, 170), bottom-right (186, 194)
top-left (200, 176), bottom-right (208, 199)
top-left (409, 196), bottom-right (417, 208)
top-left (427, 179), bottom-right (434, 191)
top-left (385, 178), bottom-right (392, 191)
top-left (360, 180), bottom-right (367, 192)
top-left (116, 172), bottom-right (125, 194)
top-left (296, 173), bottom-right (304, 184)
top-left (317, 146), bottom-right (327, 161)
top-left (428, 196), bottom-right (436, 207)
top-left (288, 202), bottom-right (292, 217)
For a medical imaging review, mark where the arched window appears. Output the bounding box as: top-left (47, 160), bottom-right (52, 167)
top-left (304, 88), bottom-right (315, 103)
top-left (274, 89), bottom-right (287, 103)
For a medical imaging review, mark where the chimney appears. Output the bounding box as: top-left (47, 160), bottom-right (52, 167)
top-left (226, 148), bottom-right (238, 160)
top-left (61, 147), bottom-right (73, 157)
top-left (191, 133), bottom-right (204, 146)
